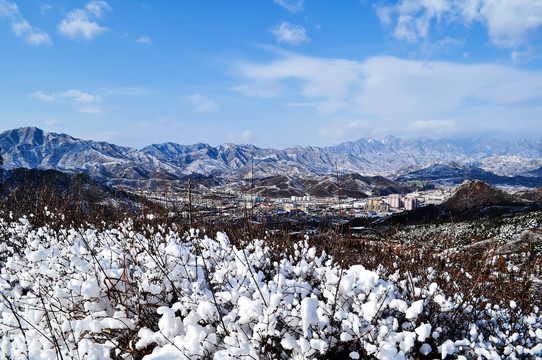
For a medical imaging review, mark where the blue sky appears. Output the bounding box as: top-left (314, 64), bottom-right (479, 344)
top-left (1, 0), bottom-right (542, 149)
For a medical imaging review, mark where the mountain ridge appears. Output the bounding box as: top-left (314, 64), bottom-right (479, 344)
top-left (2, 127), bottom-right (542, 190)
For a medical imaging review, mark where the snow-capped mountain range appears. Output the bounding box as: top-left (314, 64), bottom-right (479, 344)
top-left (1, 127), bottom-right (542, 189)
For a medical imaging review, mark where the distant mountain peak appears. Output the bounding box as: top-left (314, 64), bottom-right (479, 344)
top-left (2, 126), bottom-right (542, 189)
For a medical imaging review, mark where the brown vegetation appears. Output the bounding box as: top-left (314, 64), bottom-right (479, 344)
top-left (0, 173), bottom-right (540, 359)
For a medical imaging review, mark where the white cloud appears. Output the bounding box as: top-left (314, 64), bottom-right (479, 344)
top-left (356, 56), bottom-right (542, 116)
top-left (377, 6), bottom-right (393, 26)
top-left (421, 36), bottom-right (465, 54)
top-left (479, 0), bottom-right (542, 47)
top-left (0, 0), bottom-right (52, 45)
top-left (137, 36), bottom-right (151, 44)
top-left (44, 119), bottom-right (63, 126)
top-left (78, 106), bottom-right (102, 114)
top-left (40, 3), bottom-right (52, 16)
top-left (235, 53), bottom-right (364, 114)
top-left (85, 1), bottom-right (109, 17)
top-left (186, 93), bottom-right (219, 113)
top-left (226, 130), bottom-right (255, 144)
top-left (32, 89), bottom-right (99, 103)
top-left (274, 0), bottom-right (303, 13)
top-left (319, 119), bottom-right (372, 143)
top-left (409, 119), bottom-right (458, 136)
top-left (61, 89), bottom-right (98, 103)
top-left (0, 0), bottom-right (17, 17)
top-left (510, 50), bottom-right (529, 64)
top-left (241, 130), bottom-right (252, 141)
top-left (234, 52), bottom-right (542, 138)
top-left (57, 1), bottom-right (111, 41)
top-left (31, 89), bottom-right (102, 114)
top-left (270, 22), bottom-right (310, 45)
top-left (376, 0), bottom-right (542, 48)
top-left (25, 30), bottom-right (52, 45)
top-left (31, 90), bottom-right (56, 102)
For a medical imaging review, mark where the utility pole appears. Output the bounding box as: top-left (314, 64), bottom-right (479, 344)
top-left (251, 154), bottom-right (254, 221)
top-left (187, 178), bottom-right (193, 226)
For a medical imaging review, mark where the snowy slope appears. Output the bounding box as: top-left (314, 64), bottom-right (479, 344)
top-left (2, 127), bottom-right (542, 188)
top-left (0, 127), bottom-right (187, 187)
top-left (0, 218), bottom-right (540, 359)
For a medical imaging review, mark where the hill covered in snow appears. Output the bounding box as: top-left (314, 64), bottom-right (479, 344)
top-left (2, 127), bottom-right (542, 190)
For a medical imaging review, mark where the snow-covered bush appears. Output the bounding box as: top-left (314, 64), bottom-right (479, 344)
top-left (0, 218), bottom-right (541, 359)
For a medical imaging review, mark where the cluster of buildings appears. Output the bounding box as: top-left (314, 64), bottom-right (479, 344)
top-left (387, 194), bottom-right (419, 210)
top-left (232, 188), bottom-right (452, 218)
top-left (141, 186), bottom-right (454, 225)
top-left (355, 195), bottom-right (420, 213)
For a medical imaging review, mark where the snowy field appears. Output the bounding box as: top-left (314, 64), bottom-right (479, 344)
top-left (0, 215), bottom-right (541, 359)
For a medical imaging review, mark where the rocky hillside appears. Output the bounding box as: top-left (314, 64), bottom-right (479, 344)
top-left (518, 186), bottom-right (542, 202)
top-left (372, 180), bottom-right (539, 227)
top-left (442, 179), bottom-right (521, 212)
top-left (216, 173), bottom-right (421, 199)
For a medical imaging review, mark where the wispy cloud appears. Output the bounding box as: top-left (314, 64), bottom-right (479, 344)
top-left (234, 51), bottom-right (542, 138)
top-left (57, 0), bottom-right (111, 41)
top-left (32, 89), bottom-right (99, 103)
top-left (421, 36), bottom-right (465, 54)
top-left (376, 0), bottom-right (542, 48)
top-left (235, 52), bottom-right (363, 114)
top-left (226, 129), bottom-right (254, 143)
top-left (106, 87), bottom-right (152, 96)
top-left (31, 90), bottom-right (56, 102)
top-left (61, 89), bottom-right (97, 103)
top-left (0, 0), bottom-right (52, 45)
top-left (274, 0), bottom-right (303, 13)
top-left (270, 22), bottom-right (310, 45)
top-left (510, 49), bottom-right (531, 65)
top-left (78, 106), bottom-right (103, 114)
top-left (319, 119), bottom-right (372, 143)
top-left (12, 20), bottom-right (52, 45)
top-left (186, 93), bottom-right (219, 113)
top-left (241, 130), bottom-right (252, 141)
top-left (44, 119), bottom-right (64, 126)
top-left (40, 3), bottom-right (52, 16)
top-left (409, 119), bottom-right (458, 136)
top-left (137, 36), bottom-right (151, 44)
top-left (31, 89), bottom-right (102, 114)
top-left (231, 81), bottom-right (283, 98)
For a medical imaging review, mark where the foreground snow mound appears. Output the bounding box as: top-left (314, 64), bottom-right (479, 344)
top-left (0, 217), bottom-right (540, 359)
